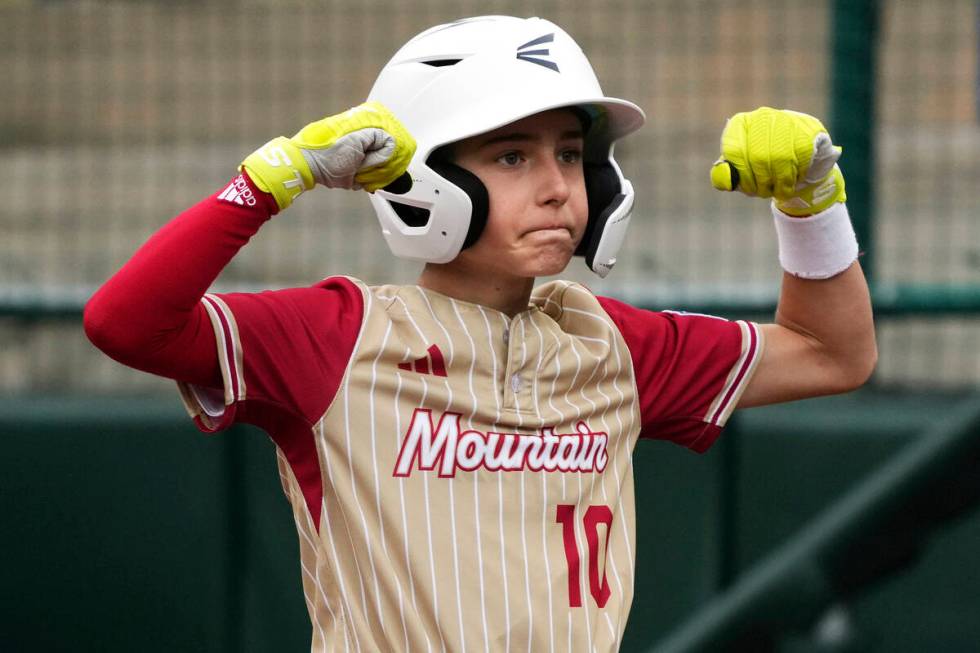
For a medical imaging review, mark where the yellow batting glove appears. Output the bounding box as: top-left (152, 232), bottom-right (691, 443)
top-left (241, 101), bottom-right (416, 211)
top-left (709, 107), bottom-right (846, 217)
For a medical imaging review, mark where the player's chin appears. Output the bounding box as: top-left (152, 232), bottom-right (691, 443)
top-left (518, 244), bottom-right (576, 277)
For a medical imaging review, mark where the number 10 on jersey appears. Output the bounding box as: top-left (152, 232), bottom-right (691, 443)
top-left (555, 504), bottom-right (613, 608)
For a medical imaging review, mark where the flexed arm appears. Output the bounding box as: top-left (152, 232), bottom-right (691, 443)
top-left (710, 107), bottom-right (877, 407)
top-left (84, 103), bottom-right (414, 385)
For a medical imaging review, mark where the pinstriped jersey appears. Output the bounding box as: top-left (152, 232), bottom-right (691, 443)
top-left (177, 277), bottom-right (763, 652)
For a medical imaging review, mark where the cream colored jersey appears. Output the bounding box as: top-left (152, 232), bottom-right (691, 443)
top-left (178, 276), bottom-right (763, 652)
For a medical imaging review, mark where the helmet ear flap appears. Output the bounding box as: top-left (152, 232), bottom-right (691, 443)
top-left (428, 160), bottom-right (490, 251)
top-left (577, 161), bottom-right (622, 257)
top-left (577, 159), bottom-right (634, 277)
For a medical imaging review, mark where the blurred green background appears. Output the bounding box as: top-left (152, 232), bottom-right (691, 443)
top-left (1, 1), bottom-right (978, 651)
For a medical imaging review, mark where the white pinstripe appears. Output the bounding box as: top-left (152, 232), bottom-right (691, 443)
top-left (368, 320), bottom-right (410, 647)
top-left (196, 305), bottom-right (341, 647)
top-left (450, 299), bottom-right (492, 653)
top-left (415, 289), bottom-right (457, 370)
top-left (558, 327), bottom-right (594, 647)
top-left (310, 281), bottom-right (382, 653)
top-left (394, 297), bottom-right (449, 653)
top-left (539, 318), bottom-right (568, 505)
top-left (548, 283), bottom-right (608, 651)
top-left (393, 364), bottom-right (434, 653)
top-left (548, 284), bottom-right (625, 646)
top-left (258, 281), bottom-right (700, 651)
top-left (567, 612), bottom-right (573, 653)
top-left (598, 307), bottom-right (641, 644)
top-left (391, 545), bottom-right (409, 651)
top-left (538, 295), bottom-right (564, 313)
top-left (572, 335), bottom-right (603, 506)
top-left (298, 556), bottom-right (318, 627)
top-left (282, 456), bottom-right (333, 650)
top-left (542, 310), bottom-right (582, 651)
top-left (566, 286), bottom-right (631, 647)
top-left (516, 318), bottom-right (535, 653)
top-left (477, 306), bottom-right (511, 653)
top-left (590, 369), bottom-right (626, 647)
top-left (189, 280), bottom-right (692, 651)
top-left (339, 293), bottom-right (387, 646)
top-left (527, 314), bottom-right (556, 653)
top-left (567, 286), bottom-right (632, 648)
top-left (603, 613), bottom-right (618, 648)
top-left (314, 414), bottom-right (363, 653)
top-left (415, 289), bottom-right (469, 653)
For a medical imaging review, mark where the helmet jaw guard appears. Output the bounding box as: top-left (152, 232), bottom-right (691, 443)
top-left (367, 15), bottom-right (645, 276)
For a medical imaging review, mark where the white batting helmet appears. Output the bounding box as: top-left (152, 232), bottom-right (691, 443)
top-left (367, 15), bottom-right (645, 277)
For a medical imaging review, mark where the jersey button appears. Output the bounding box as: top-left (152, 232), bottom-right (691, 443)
top-left (510, 373), bottom-right (522, 393)
top-left (502, 327), bottom-right (510, 345)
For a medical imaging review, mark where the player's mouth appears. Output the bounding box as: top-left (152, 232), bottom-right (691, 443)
top-left (525, 225), bottom-right (572, 237)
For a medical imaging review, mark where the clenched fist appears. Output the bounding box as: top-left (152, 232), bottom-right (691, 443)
top-left (241, 101), bottom-right (416, 210)
top-left (710, 107), bottom-right (846, 217)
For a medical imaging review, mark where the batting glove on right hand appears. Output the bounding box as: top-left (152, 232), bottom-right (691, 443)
top-left (241, 101), bottom-right (416, 211)
top-left (709, 107), bottom-right (846, 217)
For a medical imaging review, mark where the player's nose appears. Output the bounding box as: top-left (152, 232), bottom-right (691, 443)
top-left (535, 154), bottom-right (571, 208)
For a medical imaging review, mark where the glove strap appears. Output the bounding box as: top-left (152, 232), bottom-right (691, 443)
top-left (772, 202), bottom-right (858, 279)
top-left (240, 137), bottom-right (315, 210)
top-left (776, 165), bottom-right (847, 217)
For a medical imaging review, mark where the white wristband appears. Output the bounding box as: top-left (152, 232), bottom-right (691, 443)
top-left (771, 202), bottom-right (859, 279)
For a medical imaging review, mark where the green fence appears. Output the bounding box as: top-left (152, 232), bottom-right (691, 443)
top-left (3, 391), bottom-right (978, 652)
top-left (653, 393), bottom-right (980, 652)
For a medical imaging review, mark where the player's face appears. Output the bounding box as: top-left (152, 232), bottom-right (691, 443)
top-left (449, 109), bottom-right (588, 279)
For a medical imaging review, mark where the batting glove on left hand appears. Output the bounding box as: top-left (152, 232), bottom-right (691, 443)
top-left (241, 101), bottom-right (416, 211)
top-left (709, 107), bottom-right (846, 217)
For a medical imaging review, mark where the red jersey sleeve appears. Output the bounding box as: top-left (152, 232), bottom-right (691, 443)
top-left (597, 296), bottom-right (764, 452)
top-left (177, 277), bottom-right (364, 432)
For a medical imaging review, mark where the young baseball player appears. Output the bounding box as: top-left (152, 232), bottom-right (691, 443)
top-left (85, 15), bottom-right (876, 652)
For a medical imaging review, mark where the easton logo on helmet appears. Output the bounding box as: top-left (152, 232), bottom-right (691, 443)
top-left (516, 33), bottom-right (559, 72)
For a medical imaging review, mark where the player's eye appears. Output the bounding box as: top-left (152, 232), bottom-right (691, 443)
top-left (558, 148), bottom-right (582, 164)
top-left (496, 151), bottom-right (523, 167)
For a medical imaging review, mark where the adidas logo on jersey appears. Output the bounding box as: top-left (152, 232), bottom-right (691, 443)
top-left (398, 344), bottom-right (447, 377)
top-left (218, 174), bottom-right (257, 207)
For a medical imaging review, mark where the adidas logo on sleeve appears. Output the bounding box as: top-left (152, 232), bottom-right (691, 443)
top-left (218, 174), bottom-right (257, 207)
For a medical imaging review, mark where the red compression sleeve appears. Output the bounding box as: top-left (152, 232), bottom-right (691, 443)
top-left (84, 173), bottom-right (278, 386)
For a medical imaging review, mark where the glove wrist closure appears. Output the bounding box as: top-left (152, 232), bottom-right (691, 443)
top-left (240, 137), bottom-right (315, 211)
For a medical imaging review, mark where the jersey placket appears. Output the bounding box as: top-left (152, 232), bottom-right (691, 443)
top-left (500, 313), bottom-right (526, 416)
top-left (501, 310), bottom-right (546, 419)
